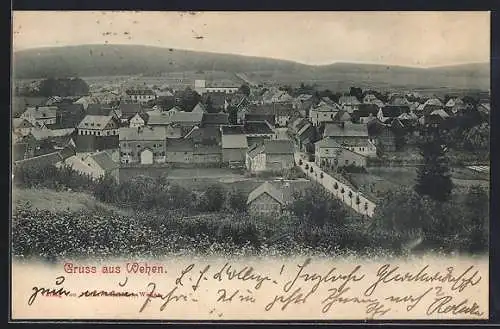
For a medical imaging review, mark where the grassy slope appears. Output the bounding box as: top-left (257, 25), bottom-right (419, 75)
top-left (12, 187), bottom-right (130, 214)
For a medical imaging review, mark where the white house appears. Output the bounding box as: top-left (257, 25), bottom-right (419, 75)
top-left (21, 106), bottom-right (57, 126)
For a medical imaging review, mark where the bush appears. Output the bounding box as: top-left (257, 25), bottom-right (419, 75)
top-left (227, 189), bottom-right (248, 213)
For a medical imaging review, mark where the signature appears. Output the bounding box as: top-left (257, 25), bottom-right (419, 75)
top-left (28, 276), bottom-right (71, 306)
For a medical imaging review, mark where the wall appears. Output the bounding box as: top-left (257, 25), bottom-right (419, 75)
top-left (316, 147), bottom-right (367, 167)
top-left (166, 150), bottom-right (194, 163)
top-left (248, 193), bottom-right (282, 216)
top-left (120, 140), bottom-right (165, 164)
top-left (222, 148), bottom-right (246, 163)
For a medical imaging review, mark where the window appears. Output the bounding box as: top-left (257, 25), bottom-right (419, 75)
top-left (97, 123), bottom-right (101, 127)
top-left (137, 145), bottom-right (141, 148)
top-left (345, 160), bottom-right (349, 165)
top-left (107, 131), bottom-right (110, 136)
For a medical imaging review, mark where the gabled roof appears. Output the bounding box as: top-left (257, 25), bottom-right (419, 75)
top-left (86, 104), bottom-right (113, 116)
top-left (445, 98), bottom-right (465, 107)
top-left (23, 106), bottom-right (57, 119)
top-left (192, 102), bottom-right (207, 113)
top-left (380, 105), bottom-right (409, 117)
top-left (120, 126), bottom-right (167, 141)
top-left (338, 96), bottom-right (361, 105)
top-left (430, 109), bottom-right (450, 118)
top-left (118, 103), bottom-right (143, 117)
top-left (355, 104), bottom-right (380, 117)
top-left (13, 118), bottom-right (34, 129)
top-left (323, 122), bottom-right (368, 138)
top-left (245, 113), bottom-right (276, 125)
top-left (424, 98), bottom-right (444, 107)
top-left (77, 115), bottom-right (115, 130)
top-left (14, 151), bottom-right (63, 170)
top-left (398, 112), bottom-right (418, 121)
top-left (332, 110), bottom-right (351, 122)
top-left (315, 137), bottom-right (343, 148)
top-left (296, 94), bottom-right (313, 101)
top-left (221, 134), bottom-right (248, 149)
top-left (244, 121), bottom-right (275, 135)
top-left (202, 113), bottom-right (229, 126)
top-left (126, 89), bottom-right (155, 95)
top-left (220, 125), bottom-right (246, 135)
top-left (56, 103), bottom-right (85, 114)
top-left (90, 151), bottom-right (119, 171)
top-left (311, 103), bottom-right (340, 113)
top-left (247, 182), bottom-right (284, 205)
top-left (185, 126), bottom-right (221, 144)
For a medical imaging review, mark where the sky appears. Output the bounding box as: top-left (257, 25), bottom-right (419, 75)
top-left (12, 11), bottom-right (490, 68)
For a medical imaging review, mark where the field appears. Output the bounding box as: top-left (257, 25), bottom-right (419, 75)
top-left (348, 166), bottom-right (489, 201)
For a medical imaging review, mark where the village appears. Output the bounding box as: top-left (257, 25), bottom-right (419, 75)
top-left (12, 74), bottom-right (491, 218)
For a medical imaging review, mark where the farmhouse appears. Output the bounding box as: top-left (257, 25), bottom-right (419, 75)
top-left (119, 126), bottom-right (167, 164)
top-left (309, 103), bottom-right (341, 126)
top-left (247, 181), bottom-right (286, 216)
top-left (322, 122), bottom-right (376, 157)
top-left (246, 139), bottom-right (295, 173)
top-left (220, 125), bottom-right (248, 165)
top-left (61, 151), bottom-right (119, 182)
top-left (21, 106), bottom-right (57, 126)
top-left (314, 138), bottom-right (368, 168)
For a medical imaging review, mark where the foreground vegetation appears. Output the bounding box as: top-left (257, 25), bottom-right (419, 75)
top-left (12, 160), bottom-right (488, 260)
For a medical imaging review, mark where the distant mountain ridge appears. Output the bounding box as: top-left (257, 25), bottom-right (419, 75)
top-left (13, 44), bottom-right (490, 91)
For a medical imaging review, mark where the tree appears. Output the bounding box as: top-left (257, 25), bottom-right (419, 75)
top-left (414, 134), bottom-right (453, 202)
top-left (349, 87), bottom-right (363, 102)
top-left (239, 84), bottom-right (251, 96)
top-left (289, 185), bottom-right (347, 228)
top-left (204, 184), bottom-right (226, 212)
top-left (180, 87), bottom-right (201, 112)
top-left (228, 106), bottom-right (238, 124)
top-left (227, 190), bottom-right (248, 213)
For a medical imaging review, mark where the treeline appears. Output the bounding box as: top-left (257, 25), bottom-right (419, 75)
top-left (16, 77), bottom-right (90, 97)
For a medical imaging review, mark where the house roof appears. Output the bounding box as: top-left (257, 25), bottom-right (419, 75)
top-left (332, 110), bottom-right (351, 122)
top-left (247, 182), bottom-right (285, 205)
top-left (221, 134), bottom-right (248, 149)
top-left (297, 122), bottom-right (314, 138)
top-left (311, 103), bottom-right (340, 113)
top-left (193, 144), bottom-right (221, 155)
top-left (424, 98), bottom-right (444, 107)
top-left (315, 137), bottom-right (343, 148)
top-left (263, 139), bottom-right (294, 154)
top-left (380, 105), bottom-right (409, 117)
top-left (338, 96), bottom-right (361, 105)
top-left (323, 122), bottom-right (368, 138)
top-left (296, 94), bottom-right (313, 101)
top-left (14, 151), bottom-right (63, 170)
top-left (171, 111), bottom-right (204, 124)
top-left (90, 151), bottom-right (119, 171)
top-left (86, 104), bottom-right (113, 116)
top-left (355, 104), bottom-right (379, 117)
top-left (126, 89), bottom-right (155, 95)
top-left (245, 114), bottom-right (276, 125)
top-left (118, 103), bottom-right (143, 117)
top-left (13, 118), bottom-right (34, 129)
top-left (166, 139), bottom-right (195, 152)
top-left (192, 102), bottom-right (207, 113)
top-left (390, 96), bottom-right (411, 106)
top-left (202, 113), bottom-right (229, 126)
top-left (185, 126), bottom-right (221, 144)
top-left (244, 121), bottom-right (275, 135)
top-left (30, 128), bottom-right (54, 141)
top-left (56, 103), bottom-right (85, 114)
top-left (23, 106), bottom-right (57, 119)
top-left (221, 125), bottom-right (246, 135)
top-left (50, 128), bottom-right (76, 137)
top-left (119, 126), bottom-right (167, 141)
top-left (445, 98), bottom-right (465, 107)
top-left (398, 112), bottom-right (418, 120)
top-left (430, 109), bottom-right (450, 118)
top-left (77, 115), bottom-right (115, 130)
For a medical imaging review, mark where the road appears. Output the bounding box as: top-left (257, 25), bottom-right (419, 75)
top-left (294, 153), bottom-right (377, 217)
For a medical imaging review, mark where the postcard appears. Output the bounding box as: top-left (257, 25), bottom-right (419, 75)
top-left (11, 11), bottom-right (490, 321)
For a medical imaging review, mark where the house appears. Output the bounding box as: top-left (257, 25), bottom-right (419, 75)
top-left (201, 113), bottom-right (229, 127)
top-left (192, 102), bottom-right (207, 113)
top-left (13, 147), bottom-right (76, 172)
top-left (77, 115), bottom-right (119, 137)
top-left (244, 121), bottom-right (276, 147)
top-left (338, 96), bottom-right (361, 113)
top-left (54, 103), bottom-right (86, 129)
top-left (118, 103), bottom-right (143, 124)
top-left (12, 118), bottom-right (34, 137)
top-left (244, 113), bottom-right (276, 126)
top-left (14, 127), bottom-right (76, 159)
top-left (309, 103), bottom-right (341, 126)
top-left (363, 94), bottom-right (382, 105)
top-left (76, 115), bottom-right (120, 152)
top-left (293, 94), bottom-right (316, 116)
top-left (247, 181), bottom-right (286, 216)
top-left (331, 110), bottom-right (352, 123)
top-left (148, 111), bottom-right (203, 135)
top-left (126, 89), bottom-right (156, 104)
top-left (129, 112), bottom-right (149, 128)
top-left (220, 125), bottom-right (248, 165)
top-left (295, 122), bottom-right (316, 152)
top-left (119, 126), bottom-right (167, 164)
top-left (322, 122), bottom-right (376, 157)
top-left (60, 151), bottom-right (119, 182)
top-left (367, 119), bottom-right (397, 152)
top-left (195, 79), bottom-right (240, 94)
top-left (246, 139), bottom-right (295, 173)
top-left (377, 105), bottom-right (409, 123)
top-left (165, 139), bottom-right (195, 164)
top-left (314, 138), bottom-right (368, 168)
top-left (424, 98), bottom-right (444, 107)
top-left (352, 104), bottom-right (379, 123)
top-left (389, 96), bottom-right (411, 106)
top-left (12, 96), bottom-right (48, 117)
top-left (21, 106), bottom-right (57, 126)
top-left (262, 90), bottom-right (293, 104)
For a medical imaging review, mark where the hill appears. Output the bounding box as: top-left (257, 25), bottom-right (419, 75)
top-left (13, 44), bottom-right (490, 91)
